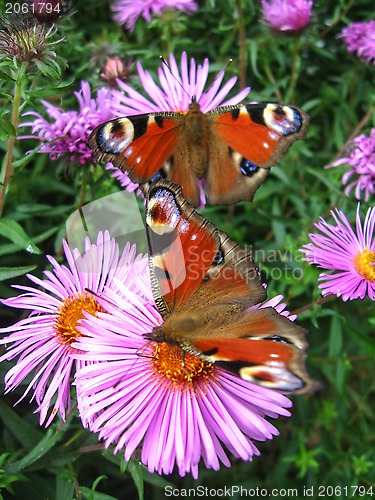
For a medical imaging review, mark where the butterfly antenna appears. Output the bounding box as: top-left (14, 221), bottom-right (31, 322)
top-left (84, 287), bottom-right (121, 311)
top-left (160, 55), bottom-right (192, 100)
top-left (136, 338), bottom-right (156, 359)
top-left (204, 58), bottom-right (233, 96)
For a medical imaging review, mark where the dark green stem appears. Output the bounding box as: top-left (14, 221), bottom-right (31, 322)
top-left (235, 0), bottom-right (246, 90)
top-left (0, 72), bottom-right (23, 218)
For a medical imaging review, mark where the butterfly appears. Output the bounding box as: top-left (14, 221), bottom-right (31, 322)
top-left (144, 178), bottom-right (319, 394)
top-left (89, 99), bottom-right (309, 207)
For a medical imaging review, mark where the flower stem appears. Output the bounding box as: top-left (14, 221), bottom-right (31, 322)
top-left (264, 62), bottom-right (283, 102)
top-left (0, 74), bottom-right (23, 218)
top-left (292, 296), bottom-right (333, 316)
top-left (235, 0), bottom-right (246, 90)
top-left (289, 41), bottom-right (301, 104)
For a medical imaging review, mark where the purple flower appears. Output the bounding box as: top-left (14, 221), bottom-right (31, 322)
top-left (112, 0), bottom-right (198, 31)
top-left (0, 14), bottom-right (64, 69)
top-left (339, 21), bottom-right (375, 64)
top-left (300, 206), bottom-right (375, 301)
top-left (74, 291), bottom-right (293, 478)
top-left (0, 232), bottom-right (148, 425)
top-left (328, 129), bottom-right (375, 201)
top-left (110, 52), bottom-right (250, 202)
top-left (260, 0), bottom-right (313, 33)
top-left (20, 81), bottom-right (119, 165)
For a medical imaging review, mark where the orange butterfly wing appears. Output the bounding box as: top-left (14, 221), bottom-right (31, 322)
top-left (204, 103), bottom-right (309, 205)
top-left (146, 180), bottom-right (219, 315)
top-left (89, 114), bottom-right (182, 183)
top-left (146, 179), bottom-right (318, 394)
top-left (191, 308), bottom-right (318, 394)
top-left (146, 179), bottom-right (265, 316)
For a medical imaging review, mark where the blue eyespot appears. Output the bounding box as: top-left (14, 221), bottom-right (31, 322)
top-left (240, 158), bottom-right (259, 177)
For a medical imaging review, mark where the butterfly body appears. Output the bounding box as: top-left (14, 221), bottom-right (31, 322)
top-left (145, 179), bottom-right (319, 394)
top-left (89, 100), bottom-right (309, 206)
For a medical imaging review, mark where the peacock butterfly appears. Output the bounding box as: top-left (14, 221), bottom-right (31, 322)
top-left (144, 179), bottom-right (319, 394)
top-left (89, 99), bottom-right (309, 207)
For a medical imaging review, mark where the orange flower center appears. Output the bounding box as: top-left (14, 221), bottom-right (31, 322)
top-left (152, 342), bottom-right (214, 388)
top-left (55, 292), bottom-right (103, 345)
top-left (353, 248), bottom-right (375, 282)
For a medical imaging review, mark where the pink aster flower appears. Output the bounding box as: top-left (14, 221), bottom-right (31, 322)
top-left (115, 51), bottom-right (250, 116)
top-left (74, 287), bottom-right (293, 478)
top-left (339, 21), bottom-right (375, 64)
top-left (300, 205), bottom-right (375, 301)
top-left (109, 52), bottom-right (250, 202)
top-left (328, 129), bottom-right (375, 201)
top-left (0, 232), bottom-right (148, 426)
top-left (112, 0), bottom-right (198, 31)
top-left (260, 0), bottom-right (313, 33)
top-left (20, 81), bottom-right (119, 165)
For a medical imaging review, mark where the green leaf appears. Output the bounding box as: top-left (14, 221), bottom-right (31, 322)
top-left (0, 119), bottom-right (16, 138)
top-left (5, 420), bottom-right (71, 474)
top-left (0, 70), bottom-right (15, 82)
top-left (0, 400), bottom-right (44, 450)
top-left (0, 226), bottom-right (58, 257)
top-left (128, 461), bottom-right (144, 500)
top-left (0, 265), bottom-right (37, 281)
top-left (27, 79), bottom-right (74, 99)
top-left (0, 219), bottom-right (42, 254)
top-left (80, 485), bottom-right (118, 500)
top-left (55, 476), bottom-right (75, 500)
top-left (329, 314), bottom-right (343, 358)
top-left (11, 145), bottom-right (44, 169)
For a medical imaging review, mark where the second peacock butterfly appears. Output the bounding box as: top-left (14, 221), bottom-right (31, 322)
top-left (144, 178), bottom-right (319, 394)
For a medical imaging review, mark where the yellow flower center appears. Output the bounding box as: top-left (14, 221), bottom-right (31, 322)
top-left (353, 248), bottom-right (375, 282)
top-left (152, 342), bottom-right (214, 389)
top-left (55, 292), bottom-right (103, 345)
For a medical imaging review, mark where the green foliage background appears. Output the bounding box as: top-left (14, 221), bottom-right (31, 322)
top-left (0, 0), bottom-right (374, 498)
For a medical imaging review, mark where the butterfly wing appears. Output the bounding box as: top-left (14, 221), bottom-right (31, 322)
top-left (146, 179), bottom-right (265, 317)
top-left (190, 307), bottom-right (318, 395)
top-left (89, 113), bottom-right (183, 184)
top-left (146, 179), bottom-right (318, 395)
top-left (205, 103), bottom-right (309, 205)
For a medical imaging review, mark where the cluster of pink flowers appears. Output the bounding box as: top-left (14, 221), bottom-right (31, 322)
top-left (339, 20), bottom-right (375, 65)
top-left (1, 230), bottom-right (295, 477)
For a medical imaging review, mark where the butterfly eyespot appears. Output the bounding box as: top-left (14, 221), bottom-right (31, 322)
top-left (240, 158), bottom-right (259, 177)
top-left (263, 104), bottom-right (303, 136)
top-left (213, 247), bottom-right (225, 266)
